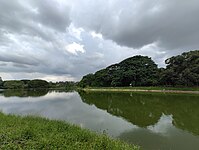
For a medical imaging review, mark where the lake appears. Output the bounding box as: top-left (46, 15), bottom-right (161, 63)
top-left (0, 90), bottom-right (199, 150)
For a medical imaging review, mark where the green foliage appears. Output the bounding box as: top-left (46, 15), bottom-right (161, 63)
top-left (49, 81), bottom-right (77, 90)
top-left (27, 79), bottom-right (49, 89)
top-left (2, 79), bottom-right (49, 89)
top-left (160, 50), bottom-right (199, 86)
top-left (3, 80), bottom-right (25, 89)
top-left (1, 79), bottom-right (77, 90)
top-left (78, 74), bottom-right (95, 88)
top-left (79, 55), bottom-right (159, 87)
top-left (0, 77), bottom-right (3, 88)
top-left (0, 112), bottom-right (138, 150)
top-left (80, 50), bottom-right (199, 87)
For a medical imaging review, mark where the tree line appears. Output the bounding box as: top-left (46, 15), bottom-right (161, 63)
top-left (79, 50), bottom-right (199, 87)
top-left (0, 78), bottom-right (77, 90)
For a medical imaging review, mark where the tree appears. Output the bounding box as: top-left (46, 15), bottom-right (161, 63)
top-left (160, 50), bottom-right (199, 86)
top-left (78, 74), bottom-right (95, 88)
top-left (0, 77), bottom-right (3, 88)
top-left (3, 80), bottom-right (25, 89)
top-left (79, 50), bottom-right (199, 87)
top-left (79, 55), bottom-right (159, 87)
top-left (28, 79), bottom-right (49, 89)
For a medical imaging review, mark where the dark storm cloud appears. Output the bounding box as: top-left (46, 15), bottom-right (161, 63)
top-left (0, 0), bottom-right (70, 33)
top-left (72, 0), bottom-right (199, 50)
top-left (31, 0), bottom-right (71, 32)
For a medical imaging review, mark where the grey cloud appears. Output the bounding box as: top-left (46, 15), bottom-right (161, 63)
top-left (12, 63), bottom-right (29, 69)
top-left (31, 0), bottom-right (71, 32)
top-left (0, 54), bottom-right (39, 66)
top-left (0, 63), bottom-right (7, 67)
top-left (0, 0), bottom-right (74, 78)
top-left (0, 0), bottom-right (198, 81)
top-left (72, 0), bottom-right (199, 50)
top-left (0, 0), bottom-right (71, 41)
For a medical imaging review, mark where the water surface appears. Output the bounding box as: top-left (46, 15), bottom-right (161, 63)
top-left (0, 90), bottom-right (199, 150)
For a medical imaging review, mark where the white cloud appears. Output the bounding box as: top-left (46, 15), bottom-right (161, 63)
top-left (65, 42), bottom-right (86, 55)
top-left (68, 23), bottom-right (84, 41)
top-left (148, 114), bottom-right (173, 135)
top-left (90, 31), bottom-right (103, 39)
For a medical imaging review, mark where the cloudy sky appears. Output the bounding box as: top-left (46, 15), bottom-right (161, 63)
top-left (0, 0), bottom-right (199, 81)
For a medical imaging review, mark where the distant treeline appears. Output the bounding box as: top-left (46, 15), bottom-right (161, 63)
top-left (79, 50), bottom-right (199, 87)
top-left (0, 78), bottom-right (77, 90)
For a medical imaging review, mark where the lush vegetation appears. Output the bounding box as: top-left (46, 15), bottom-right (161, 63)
top-left (28, 80), bottom-right (49, 89)
top-left (79, 50), bottom-right (199, 87)
top-left (1, 79), bottom-right (49, 89)
top-left (160, 50), bottom-right (199, 86)
top-left (49, 81), bottom-right (78, 90)
top-left (3, 80), bottom-right (25, 89)
top-left (0, 77), bottom-right (3, 88)
top-left (0, 79), bottom-right (77, 90)
top-left (0, 112), bottom-right (139, 150)
top-left (79, 56), bottom-right (159, 87)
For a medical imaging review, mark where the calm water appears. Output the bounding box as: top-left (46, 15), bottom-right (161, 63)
top-left (0, 90), bottom-right (199, 150)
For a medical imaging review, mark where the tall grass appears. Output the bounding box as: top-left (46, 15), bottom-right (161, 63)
top-left (0, 112), bottom-right (139, 150)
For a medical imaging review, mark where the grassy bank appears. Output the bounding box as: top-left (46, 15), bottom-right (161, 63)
top-left (81, 86), bottom-right (199, 94)
top-left (0, 112), bottom-right (139, 150)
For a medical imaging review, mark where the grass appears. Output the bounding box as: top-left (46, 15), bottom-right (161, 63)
top-left (0, 112), bottom-right (139, 150)
top-left (81, 86), bottom-right (199, 94)
top-left (83, 86), bottom-right (199, 91)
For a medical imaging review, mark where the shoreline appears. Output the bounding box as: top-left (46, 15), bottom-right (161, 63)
top-left (82, 88), bottom-right (199, 94)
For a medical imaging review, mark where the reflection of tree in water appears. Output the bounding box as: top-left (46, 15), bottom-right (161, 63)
top-left (2, 89), bottom-right (49, 97)
top-left (79, 91), bottom-right (199, 136)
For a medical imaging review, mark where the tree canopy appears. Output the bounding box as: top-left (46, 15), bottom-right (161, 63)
top-left (2, 79), bottom-right (49, 89)
top-left (160, 50), bottom-right (199, 86)
top-left (79, 55), bottom-right (159, 87)
top-left (79, 50), bottom-right (199, 87)
top-left (0, 77), bottom-right (3, 88)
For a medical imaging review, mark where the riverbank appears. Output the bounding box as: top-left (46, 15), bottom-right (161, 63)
top-left (81, 87), bottom-right (199, 94)
top-left (0, 112), bottom-right (139, 150)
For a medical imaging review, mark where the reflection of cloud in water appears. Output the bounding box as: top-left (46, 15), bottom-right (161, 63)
top-left (148, 114), bottom-right (173, 135)
top-left (118, 114), bottom-right (199, 150)
top-left (0, 91), bottom-right (138, 137)
top-left (0, 91), bottom-right (75, 103)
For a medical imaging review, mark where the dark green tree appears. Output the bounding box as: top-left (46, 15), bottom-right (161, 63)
top-left (3, 80), bottom-right (25, 89)
top-left (78, 74), bottom-right (95, 87)
top-left (79, 55), bottom-right (159, 87)
top-left (28, 79), bottom-right (49, 89)
top-left (161, 50), bottom-right (199, 86)
top-left (0, 77), bottom-right (3, 88)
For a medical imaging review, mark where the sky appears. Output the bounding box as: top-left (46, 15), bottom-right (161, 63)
top-left (0, 0), bottom-right (199, 82)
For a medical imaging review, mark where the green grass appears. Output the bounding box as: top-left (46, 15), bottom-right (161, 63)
top-left (0, 112), bottom-right (139, 150)
top-left (80, 86), bottom-right (199, 94)
top-left (83, 86), bottom-right (199, 91)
